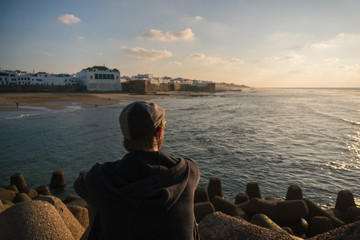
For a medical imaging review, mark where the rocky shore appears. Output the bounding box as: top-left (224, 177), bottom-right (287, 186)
top-left (1, 172), bottom-right (359, 239)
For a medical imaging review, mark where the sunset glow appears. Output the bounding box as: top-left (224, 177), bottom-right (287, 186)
top-left (1, 0), bottom-right (359, 87)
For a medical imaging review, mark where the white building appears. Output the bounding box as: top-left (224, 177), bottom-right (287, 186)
top-left (0, 70), bottom-right (77, 86)
top-left (130, 74), bottom-right (170, 85)
top-left (29, 72), bottom-right (77, 86)
top-left (77, 66), bottom-right (122, 91)
top-left (0, 70), bottom-right (17, 85)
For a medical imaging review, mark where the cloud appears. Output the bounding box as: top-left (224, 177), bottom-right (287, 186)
top-left (137, 28), bottom-right (195, 41)
top-left (230, 58), bottom-right (244, 64)
top-left (194, 16), bottom-right (203, 21)
top-left (43, 52), bottom-right (54, 57)
top-left (186, 53), bottom-right (245, 66)
top-left (186, 53), bottom-right (206, 60)
top-left (261, 51), bottom-right (304, 64)
top-left (98, 52), bottom-right (104, 56)
top-left (322, 57), bottom-right (339, 64)
top-left (58, 14), bottom-right (81, 25)
top-left (339, 64), bottom-right (360, 70)
top-left (169, 61), bottom-right (183, 66)
top-left (122, 46), bottom-right (172, 61)
top-left (77, 36), bottom-right (84, 40)
top-left (307, 43), bottom-right (336, 49)
top-left (261, 56), bottom-right (281, 62)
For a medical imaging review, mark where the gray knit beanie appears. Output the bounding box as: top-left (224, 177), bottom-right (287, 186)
top-left (119, 101), bottom-right (165, 140)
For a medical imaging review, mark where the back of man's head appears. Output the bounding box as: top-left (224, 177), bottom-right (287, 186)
top-left (119, 101), bottom-right (165, 151)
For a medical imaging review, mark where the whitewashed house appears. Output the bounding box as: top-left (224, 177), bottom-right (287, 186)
top-left (77, 66), bottom-right (122, 91)
top-left (29, 72), bottom-right (76, 86)
top-left (0, 70), bottom-right (17, 85)
top-left (0, 70), bottom-right (77, 86)
top-left (130, 74), bottom-right (170, 85)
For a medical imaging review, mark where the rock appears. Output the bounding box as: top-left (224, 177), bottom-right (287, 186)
top-left (250, 213), bottom-right (289, 235)
top-left (344, 207), bottom-right (360, 223)
top-left (3, 204), bottom-right (14, 211)
top-left (207, 177), bottom-right (223, 200)
top-left (286, 185), bottom-right (303, 200)
top-left (307, 220), bottom-right (360, 240)
top-left (25, 189), bottom-right (38, 199)
top-left (286, 218), bottom-right (308, 237)
top-left (0, 200), bottom-right (74, 240)
top-left (35, 185), bottom-right (51, 195)
top-left (247, 198), bottom-right (308, 225)
top-left (13, 192), bottom-right (31, 204)
top-left (63, 194), bottom-right (82, 204)
top-left (36, 195), bottom-right (85, 240)
top-left (194, 187), bottom-right (209, 203)
top-left (194, 201), bottom-right (215, 223)
top-left (307, 216), bottom-right (333, 237)
top-left (211, 196), bottom-right (238, 216)
top-left (67, 204), bottom-right (89, 229)
top-left (324, 207), bottom-right (342, 220)
top-left (235, 193), bottom-right (249, 204)
top-left (67, 197), bottom-right (88, 208)
top-left (275, 200), bottom-right (309, 223)
top-left (335, 190), bottom-right (356, 217)
top-left (304, 198), bottom-right (344, 228)
top-left (282, 226), bottom-right (294, 235)
top-left (81, 203), bottom-right (97, 240)
top-left (10, 173), bottom-right (27, 191)
top-left (232, 207), bottom-right (248, 220)
top-left (50, 170), bottom-right (66, 189)
top-left (246, 182), bottom-right (262, 199)
top-left (0, 200), bottom-right (5, 214)
top-left (210, 196), bottom-right (247, 219)
top-left (5, 184), bottom-right (19, 193)
top-left (237, 200), bottom-right (252, 217)
top-left (247, 198), bottom-right (277, 218)
top-left (2, 200), bottom-right (15, 206)
top-left (198, 211), bottom-right (298, 240)
top-left (265, 196), bottom-right (277, 201)
top-left (0, 189), bottom-right (16, 202)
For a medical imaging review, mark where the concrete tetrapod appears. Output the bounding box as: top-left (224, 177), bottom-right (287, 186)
top-left (199, 211), bottom-right (301, 240)
top-left (36, 195), bottom-right (85, 240)
top-left (0, 200), bottom-right (74, 240)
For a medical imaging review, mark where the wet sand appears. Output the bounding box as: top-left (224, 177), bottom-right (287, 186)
top-left (0, 92), bottom-right (208, 111)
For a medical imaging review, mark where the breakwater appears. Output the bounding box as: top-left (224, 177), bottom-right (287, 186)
top-left (1, 171), bottom-right (359, 239)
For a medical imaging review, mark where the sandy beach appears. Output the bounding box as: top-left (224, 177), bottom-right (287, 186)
top-left (0, 92), bottom-right (211, 111)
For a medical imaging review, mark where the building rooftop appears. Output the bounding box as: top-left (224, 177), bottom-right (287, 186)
top-left (82, 66), bottom-right (120, 72)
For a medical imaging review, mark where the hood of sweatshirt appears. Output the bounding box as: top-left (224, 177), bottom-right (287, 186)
top-left (94, 151), bottom-right (192, 213)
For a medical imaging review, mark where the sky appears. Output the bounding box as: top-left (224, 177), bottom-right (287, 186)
top-left (0, 0), bottom-right (359, 87)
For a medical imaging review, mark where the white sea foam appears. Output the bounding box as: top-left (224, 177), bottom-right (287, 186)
top-left (342, 118), bottom-right (360, 126)
top-left (65, 105), bottom-right (83, 110)
top-left (5, 113), bottom-right (39, 120)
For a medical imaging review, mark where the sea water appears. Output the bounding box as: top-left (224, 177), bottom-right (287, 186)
top-left (1, 88), bottom-right (359, 207)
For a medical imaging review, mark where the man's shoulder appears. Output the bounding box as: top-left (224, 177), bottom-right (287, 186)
top-left (159, 151), bottom-right (199, 173)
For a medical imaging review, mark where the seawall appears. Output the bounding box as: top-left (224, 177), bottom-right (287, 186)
top-left (1, 171), bottom-right (359, 239)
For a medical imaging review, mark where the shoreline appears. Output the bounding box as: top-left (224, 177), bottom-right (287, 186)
top-left (0, 92), bottom-right (214, 112)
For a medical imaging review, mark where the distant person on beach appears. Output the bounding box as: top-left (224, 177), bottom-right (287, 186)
top-left (74, 101), bottom-right (200, 240)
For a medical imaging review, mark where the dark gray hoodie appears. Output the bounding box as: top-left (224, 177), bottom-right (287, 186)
top-left (74, 151), bottom-right (200, 240)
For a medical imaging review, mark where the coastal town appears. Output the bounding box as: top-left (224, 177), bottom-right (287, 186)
top-left (0, 66), bottom-right (247, 93)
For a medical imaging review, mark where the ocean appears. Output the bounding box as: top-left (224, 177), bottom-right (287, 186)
top-left (1, 88), bottom-right (359, 207)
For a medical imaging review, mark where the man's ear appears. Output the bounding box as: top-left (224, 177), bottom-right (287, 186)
top-left (157, 128), bottom-right (163, 138)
